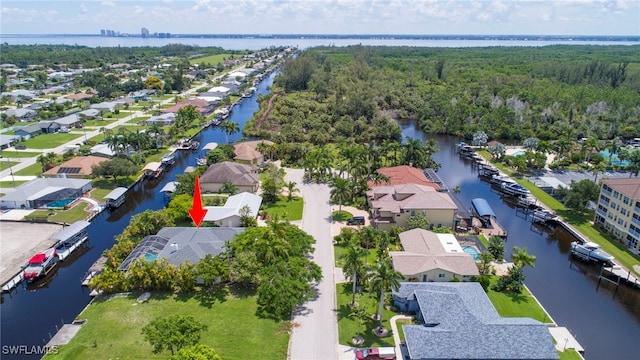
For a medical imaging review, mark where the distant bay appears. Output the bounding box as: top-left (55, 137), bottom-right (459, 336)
top-left (1, 34), bottom-right (638, 49)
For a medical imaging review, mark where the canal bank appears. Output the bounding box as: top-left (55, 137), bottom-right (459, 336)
top-left (0, 72), bottom-right (278, 359)
top-left (398, 119), bottom-right (640, 360)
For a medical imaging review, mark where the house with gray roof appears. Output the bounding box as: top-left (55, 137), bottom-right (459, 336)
top-left (89, 101), bottom-right (119, 113)
top-left (6, 108), bottom-right (37, 120)
top-left (1, 90), bottom-right (36, 101)
top-left (145, 113), bottom-right (175, 126)
top-left (393, 282), bottom-right (558, 360)
top-left (77, 109), bottom-right (101, 119)
top-left (0, 134), bottom-right (19, 149)
top-left (15, 124), bottom-right (42, 139)
top-left (0, 178), bottom-right (92, 209)
top-left (50, 114), bottom-right (82, 128)
top-left (390, 228), bottom-right (479, 282)
top-left (119, 227), bottom-right (245, 272)
top-left (38, 121), bottom-right (60, 134)
top-left (203, 192), bottom-right (262, 227)
top-left (200, 161), bottom-right (259, 193)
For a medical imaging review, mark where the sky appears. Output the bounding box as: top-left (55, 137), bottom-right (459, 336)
top-left (1, 0), bottom-right (638, 36)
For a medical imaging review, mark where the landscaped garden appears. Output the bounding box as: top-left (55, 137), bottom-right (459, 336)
top-left (24, 200), bottom-right (91, 224)
top-left (44, 287), bottom-right (289, 360)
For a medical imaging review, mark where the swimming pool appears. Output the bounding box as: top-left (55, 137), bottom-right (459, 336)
top-left (599, 150), bottom-right (629, 166)
top-left (511, 150), bottom-right (525, 157)
top-left (462, 245), bottom-right (480, 260)
top-left (46, 198), bottom-right (75, 209)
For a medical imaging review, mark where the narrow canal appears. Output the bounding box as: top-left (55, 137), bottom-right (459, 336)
top-left (399, 119), bottom-right (640, 360)
top-left (0, 72), bottom-right (277, 358)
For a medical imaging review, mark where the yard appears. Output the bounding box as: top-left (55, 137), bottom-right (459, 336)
top-left (0, 151), bottom-right (42, 158)
top-left (17, 133), bottom-right (83, 149)
top-left (0, 160), bottom-right (18, 171)
top-left (24, 201), bottom-right (91, 224)
top-left (44, 286), bottom-right (289, 360)
top-left (126, 116), bottom-right (151, 124)
top-left (262, 196), bottom-right (303, 221)
top-left (189, 53), bottom-right (234, 66)
top-left (0, 180), bottom-right (27, 188)
top-left (14, 162), bottom-right (43, 176)
top-left (486, 276), bottom-right (553, 323)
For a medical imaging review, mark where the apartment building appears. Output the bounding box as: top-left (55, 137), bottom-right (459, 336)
top-left (594, 178), bottom-right (640, 254)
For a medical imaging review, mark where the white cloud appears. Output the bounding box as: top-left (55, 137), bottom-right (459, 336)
top-left (80, 3), bottom-right (88, 13)
top-left (101, 0), bottom-right (115, 6)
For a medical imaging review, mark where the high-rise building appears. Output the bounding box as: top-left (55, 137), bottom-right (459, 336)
top-left (141, 27), bottom-right (149, 38)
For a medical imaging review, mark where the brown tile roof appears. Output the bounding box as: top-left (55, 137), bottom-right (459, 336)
top-left (234, 142), bottom-right (262, 162)
top-left (390, 228), bottom-right (479, 277)
top-left (65, 93), bottom-right (95, 100)
top-left (602, 178), bottom-right (640, 200)
top-left (368, 165), bottom-right (439, 190)
top-left (200, 161), bottom-right (259, 186)
top-left (42, 156), bottom-right (108, 177)
top-left (367, 184), bottom-right (457, 214)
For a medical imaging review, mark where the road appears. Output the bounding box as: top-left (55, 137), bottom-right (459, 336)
top-left (286, 168), bottom-right (339, 360)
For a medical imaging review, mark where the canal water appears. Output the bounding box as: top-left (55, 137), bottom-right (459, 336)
top-left (398, 119), bottom-right (640, 360)
top-left (0, 72), bottom-right (277, 358)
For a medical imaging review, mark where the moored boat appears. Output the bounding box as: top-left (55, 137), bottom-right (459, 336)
top-left (570, 241), bottom-right (615, 266)
top-left (161, 153), bottom-right (176, 166)
top-left (23, 248), bottom-right (58, 282)
top-left (500, 181), bottom-right (531, 197)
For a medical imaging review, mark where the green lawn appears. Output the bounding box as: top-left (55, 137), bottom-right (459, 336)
top-left (395, 318), bottom-right (413, 342)
top-left (0, 180), bottom-right (27, 187)
top-left (190, 53), bottom-right (233, 65)
top-left (18, 133), bottom-right (83, 149)
top-left (0, 160), bottom-right (18, 171)
top-left (262, 196), bottom-right (303, 221)
top-left (334, 244), bottom-right (380, 268)
top-left (558, 349), bottom-right (584, 360)
top-left (0, 151), bottom-right (42, 158)
top-left (14, 162), bottom-right (43, 176)
top-left (45, 286), bottom-right (289, 360)
top-left (25, 201), bottom-right (91, 223)
top-left (486, 276), bottom-right (553, 323)
top-left (336, 283), bottom-right (396, 347)
top-left (103, 111), bottom-right (133, 119)
top-left (332, 210), bottom-right (353, 222)
top-left (82, 119), bottom-right (115, 127)
top-left (126, 116), bottom-right (151, 124)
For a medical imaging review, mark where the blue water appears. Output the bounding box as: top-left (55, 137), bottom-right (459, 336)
top-left (511, 150), bottom-right (525, 157)
top-left (462, 245), bottom-right (480, 261)
top-left (46, 198), bottom-right (74, 208)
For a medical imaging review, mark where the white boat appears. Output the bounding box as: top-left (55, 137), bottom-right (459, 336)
top-left (500, 182), bottom-right (530, 197)
top-left (196, 157), bottom-right (207, 166)
top-left (23, 248), bottom-right (58, 282)
top-left (161, 153), bottom-right (176, 166)
top-left (458, 145), bottom-right (476, 159)
top-left (531, 210), bottom-right (559, 223)
top-left (570, 241), bottom-right (615, 266)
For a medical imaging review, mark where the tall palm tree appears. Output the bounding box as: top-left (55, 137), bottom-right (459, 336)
top-left (285, 181), bottom-right (298, 201)
top-left (341, 242), bottom-right (367, 306)
top-left (582, 136), bottom-right (601, 164)
top-left (369, 256), bottom-right (403, 331)
top-left (605, 137), bottom-right (623, 166)
top-left (402, 137), bottom-right (426, 168)
top-left (487, 236), bottom-right (505, 261)
top-left (330, 176), bottom-right (350, 214)
top-left (511, 246), bottom-right (536, 270)
top-left (256, 215), bottom-right (289, 264)
top-left (349, 303), bottom-right (369, 345)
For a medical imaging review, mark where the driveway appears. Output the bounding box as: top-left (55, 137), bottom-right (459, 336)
top-left (286, 168), bottom-right (339, 360)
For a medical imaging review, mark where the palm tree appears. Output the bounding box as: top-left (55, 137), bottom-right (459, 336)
top-left (285, 181), bottom-right (298, 201)
top-left (219, 182), bottom-right (238, 195)
top-left (605, 137), bottom-right (623, 166)
top-left (220, 121), bottom-right (240, 144)
top-left (341, 242), bottom-right (367, 306)
top-left (402, 137), bottom-right (426, 168)
top-left (582, 136), bottom-right (601, 164)
top-left (487, 236), bottom-right (505, 261)
top-left (330, 176), bottom-right (350, 214)
top-left (349, 303), bottom-right (369, 345)
top-left (369, 257), bottom-right (403, 332)
top-left (511, 246), bottom-right (536, 270)
top-left (255, 215), bottom-right (289, 264)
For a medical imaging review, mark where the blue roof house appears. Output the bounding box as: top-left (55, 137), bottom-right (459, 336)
top-left (393, 282), bottom-right (559, 360)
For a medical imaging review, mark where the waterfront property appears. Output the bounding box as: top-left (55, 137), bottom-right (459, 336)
top-left (103, 187), bottom-right (128, 209)
top-left (594, 178), bottom-right (640, 254)
top-left (234, 140), bottom-right (272, 165)
top-left (199, 161), bottom-right (260, 193)
top-left (203, 192), bottom-right (262, 227)
top-left (368, 165), bottom-right (440, 189)
top-left (367, 183), bottom-right (457, 230)
top-left (390, 228), bottom-right (479, 282)
top-left (52, 220), bottom-right (91, 261)
top-left (42, 156), bottom-right (108, 179)
top-left (393, 282), bottom-right (558, 360)
top-left (0, 178), bottom-right (92, 209)
top-left (118, 227), bottom-right (246, 272)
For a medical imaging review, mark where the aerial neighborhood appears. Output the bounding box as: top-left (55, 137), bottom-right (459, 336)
top-left (1, 41), bottom-right (639, 360)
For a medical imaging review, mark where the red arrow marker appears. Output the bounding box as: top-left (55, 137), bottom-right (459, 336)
top-left (188, 175), bottom-right (208, 227)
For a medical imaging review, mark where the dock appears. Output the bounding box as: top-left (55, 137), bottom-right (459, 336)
top-left (423, 168), bottom-right (448, 192)
top-left (82, 256), bottom-right (108, 286)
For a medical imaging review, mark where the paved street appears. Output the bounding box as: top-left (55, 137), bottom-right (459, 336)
top-left (286, 168), bottom-right (339, 360)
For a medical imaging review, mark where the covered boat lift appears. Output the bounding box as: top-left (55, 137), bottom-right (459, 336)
top-left (103, 187), bottom-right (128, 209)
top-left (471, 198), bottom-right (507, 238)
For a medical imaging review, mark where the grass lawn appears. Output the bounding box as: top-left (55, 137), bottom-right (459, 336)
top-left (395, 318), bottom-right (414, 342)
top-left (126, 116), bottom-right (151, 124)
top-left (0, 151), bottom-right (42, 158)
top-left (45, 286), bottom-right (289, 360)
top-left (486, 276), bottom-right (553, 323)
top-left (558, 349), bottom-right (584, 360)
top-left (82, 119), bottom-right (115, 127)
top-left (25, 201), bottom-right (91, 223)
top-left (0, 160), bottom-right (18, 171)
top-left (190, 53), bottom-right (233, 65)
top-left (262, 196), bottom-right (303, 221)
top-left (334, 244), bottom-right (381, 267)
top-left (151, 94), bottom-right (173, 101)
top-left (14, 163), bottom-right (43, 176)
top-left (17, 133), bottom-right (83, 149)
top-left (332, 210), bottom-right (353, 222)
top-left (103, 111), bottom-right (133, 119)
top-left (336, 283), bottom-right (396, 347)
top-left (0, 180), bottom-right (27, 187)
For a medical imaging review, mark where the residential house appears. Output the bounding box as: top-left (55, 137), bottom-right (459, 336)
top-left (37, 121), bottom-right (60, 134)
top-left (119, 227), bottom-right (246, 273)
top-left (0, 134), bottom-right (19, 150)
top-left (42, 156), bottom-right (108, 179)
top-left (0, 90), bottom-right (36, 101)
top-left (594, 178), bottom-right (640, 254)
top-left (0, 178), bottom-right (92, 209)
top-left (367, 184), bottom-right (457, 230)
top-left (162, 98), bottom-right (213, 116)
top-left (14, 125), bottom-right (42, 139)
top-left (389, 228), bottom-right (479, 282)
top-left (90, 143), bottom-right (116, 158)
top-left (65, 93), bottom-right (95, 101)
top-left (200, 161), bottom-right (260, 193)
top-left (6, 108), bottom-right (37, 120)
top-left (90, 101), bottom-right (119, 113)
top-left (203, 192), bottom-right (262, 227)
top-left (77, 109), bottom-right (101, 120)
top-left (50, 114), bottom-right (82, 128)
top-left (145, 113), bottom-right (175, 126)
top-left (393, 282), bottom-right (558, 360)
top-left (367, 165), bottom-right (440, 189)
top-left (128, 90), bottom-right (152, 100)
top-left (234, 140), bottom-right (273, 165)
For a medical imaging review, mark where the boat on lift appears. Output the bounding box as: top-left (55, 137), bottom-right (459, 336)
top-left (23, 248), bottom-right (58, 282)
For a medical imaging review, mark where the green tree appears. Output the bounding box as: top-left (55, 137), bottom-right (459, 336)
top-left (285, 180), bottom-right (298, 201)
top-left (219, 181), bottom-right (238, 195)
top-left (172, 344), bottom-right (222, 360)
top-left (176, 261), bottom-right (197, 293)
top-left (144, 76), bottom-right (164, 90)
top-left (369, 257), bottom-right (403, 331)
top-left (166, 194), bottom-right (194, 224)
top-left (341, 241), bottom-right (367, 306)
top-left (196, 254), bottom-right (229, 288)
top-left (91, 157), bottom-right (138, 182)
top-left (477, 251), bottom-right (495, 276)
top-left (564, 179), bottom-right (600, 212)
top-left (330, 176), bottom-right (350, 214)
top-left (141, 315), bottom-right (207, 355)
top-left (487, 236), bottom-right (505, 261)
top-left (349, 303), bottom-right (369, 344)
top-left (406, 214), bottom-right (429, 230)
top-left (472, 131), bottom-right (488, 147)
top-left (220, 120), bottom-right (240, 144)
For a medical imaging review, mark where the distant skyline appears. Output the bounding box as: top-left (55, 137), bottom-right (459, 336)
top-left (1, 0), bottom-right (639, 36)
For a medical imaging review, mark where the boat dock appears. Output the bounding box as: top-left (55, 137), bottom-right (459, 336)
top-left (423, 168), bottom-right (448, 192)
top-left (82, 256), bottom-right (108, 287)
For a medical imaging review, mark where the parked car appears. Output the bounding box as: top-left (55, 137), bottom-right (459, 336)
top-left (59, 127), bottom-right (70, 133)
top-left (15, 145), bottom-right (27, 150)
top-left (346, 216), bottom-right (365, 225)
top-left (355, 347), bottom-right (396, 360)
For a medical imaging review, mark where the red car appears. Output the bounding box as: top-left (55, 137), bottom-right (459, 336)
top-left (355, 347), bottom-right (396, 360)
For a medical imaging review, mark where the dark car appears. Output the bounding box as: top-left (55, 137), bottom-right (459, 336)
top-left (346, 216), bottom-right (365, 225)
top-left (15, 145), bottom-right (27, 150)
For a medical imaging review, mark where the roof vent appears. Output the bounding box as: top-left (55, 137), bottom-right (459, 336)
top-left (170, 243), bottom-right (178, 253)
top-left (423, 322), bottom-right (440, 327)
